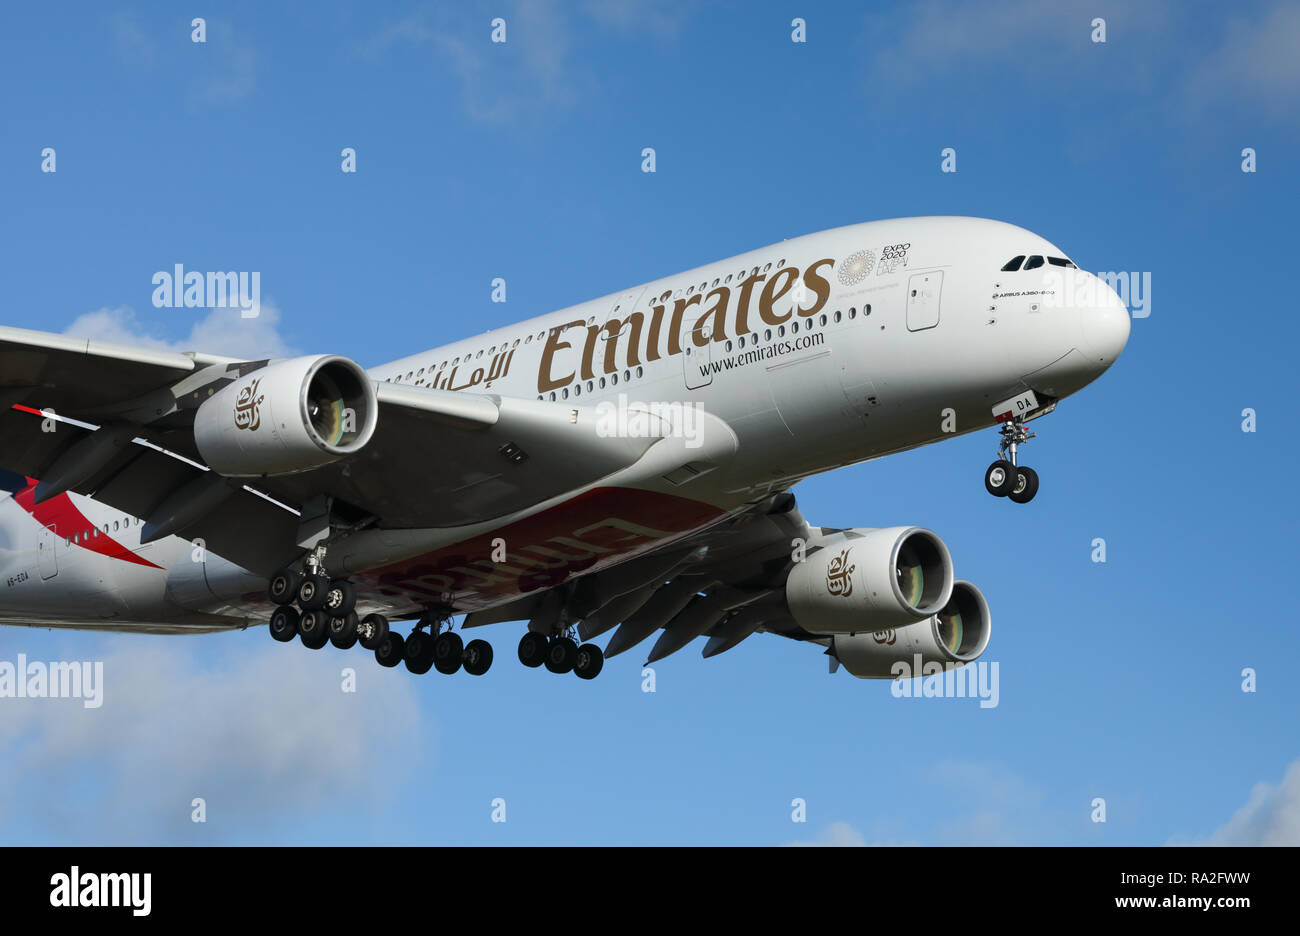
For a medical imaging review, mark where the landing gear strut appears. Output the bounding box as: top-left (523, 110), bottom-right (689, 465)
top-left (519, 628), bottom-right (604, 679)
top-left (985, 416), bottom-right (1040, 504)
top-left (264, 550), bottom-right (495, 679)
top-left (399, 612), bottom-right (492, 677)
top-left (265, 545), bottom-right (364, 648)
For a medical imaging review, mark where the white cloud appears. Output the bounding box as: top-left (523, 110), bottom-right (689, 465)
top-left (63, 302), bottom-right (300, 360)
top-left (364, 1), bottom-right (690, 123)
top-left (787, 820), bottom-right (867, 846)
top-left (1183, 2), bottom-right (1300, 119)
top-left (188, 20), bottom-right (257, 107)
top-left (867, 1), bottom-right (1300, 124)
top-left (0, 640), bottom-right (426, 843)
top-left (110, 12), bottom-right (156, 68)
top-left (1195, 760), bottom-right (1300, 846)
top-left (365, 2), bottom-right (575, 124)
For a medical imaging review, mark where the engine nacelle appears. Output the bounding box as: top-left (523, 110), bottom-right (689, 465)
top-left (786, 526), bottom-right (954, 635)
top-left (194, 355), bottom-right (378, 476)
top-left (832, 580), bottom-right (992, 679)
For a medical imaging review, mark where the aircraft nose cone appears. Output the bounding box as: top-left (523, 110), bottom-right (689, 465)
top-left (1078, 277), bottom-right (1131, 367)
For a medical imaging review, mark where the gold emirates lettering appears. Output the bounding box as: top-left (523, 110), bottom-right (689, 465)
top-left (536, 258), bottom-right (835, 393)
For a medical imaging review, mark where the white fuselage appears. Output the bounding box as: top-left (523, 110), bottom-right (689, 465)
top-left (0, 217), bottom-right (1129, 632)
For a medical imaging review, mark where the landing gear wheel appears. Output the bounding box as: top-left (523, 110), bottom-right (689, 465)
top-left (328, 611), bottom-right (359, 650)
top-left (299, 610), bottom-right (330, 649)
top-left (375, 631), bottom-right (405, 668)
top-left (403, 630), bottom-right (435, 675)
top-left (518, 632), bottom-right (548, 668)
top-left (1008, 465), bottom-right (1039, 504)
top-left (544, 636), bottom-right (578, 674)
top-left (269, 606), bottom-right (300, 642)
top-left (268, 567), bottom-right (303, 606)
top-left (463, 639), bottom-right (493, 676)
top-left (984, 459), bottom-right (1016, 497)
top-left (573, 643), bottom-right (604, 680)
top-left (433, 632), bottom-right (464, 675)
top-left (297, 573), bottom-right (331, 611)
top-left (359, 613), bottom-right (390, 651)
top-left (322, 580), bottom-right (356, 617)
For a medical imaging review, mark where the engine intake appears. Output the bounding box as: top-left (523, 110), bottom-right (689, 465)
top-left (832, 580), bottom-right (992, 679)
top-left (785, 526), bottom-right (954, 635)
top-left (194, 355), bottom-right (378, 476)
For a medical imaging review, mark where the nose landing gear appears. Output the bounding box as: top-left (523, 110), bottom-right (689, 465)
top-left (984, 416), bottom-right (1040, 504)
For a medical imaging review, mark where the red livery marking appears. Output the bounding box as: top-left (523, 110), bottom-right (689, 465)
top-left (15, 477), bottom-right (162, 569)
top-left (356, 486), bottom-right (726, 608)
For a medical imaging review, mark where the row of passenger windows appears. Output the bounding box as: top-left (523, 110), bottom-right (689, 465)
top-left (723, 304), bottom-right (871, 352)
top-left (389, 258), bottom-right (791, 386)
top-left (540, 365), bottom-right (648, 401)
top-left (67, 516), bottom-right (140, 546)
top-left (1001, 254), bottom-right (1078, 272)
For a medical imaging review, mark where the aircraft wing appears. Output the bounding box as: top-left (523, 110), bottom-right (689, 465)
top-left (0, 326), bottom-right (731, 575)
top-left (463, 493), bottom-right (820, 663)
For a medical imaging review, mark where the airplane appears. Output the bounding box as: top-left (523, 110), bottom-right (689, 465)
top-left (0, 217), bottom-right (1129, 680)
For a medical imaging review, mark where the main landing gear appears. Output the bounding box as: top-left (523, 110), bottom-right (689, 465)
top-left (264, 553), bottom-right (493, 678)
top-left (400, 612), bottom-right (494, 677)
top-left (984, 415), bottom-right (1040, 504)
top-left (517, 628), bottom-right (604, 680)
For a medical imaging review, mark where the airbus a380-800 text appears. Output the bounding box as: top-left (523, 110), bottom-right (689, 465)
top-left (0, 217), bottom-right (1129, 681)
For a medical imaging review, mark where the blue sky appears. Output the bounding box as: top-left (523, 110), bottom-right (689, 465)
top-left (1, 0), bottom-right (1298, 845)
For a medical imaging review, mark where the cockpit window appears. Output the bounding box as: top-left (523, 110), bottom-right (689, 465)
top-left (1023, 255), bottom-right (1045, 270)
top-left (1047, 257), bottom-right (1077, 268)
top-left (1001, 255), bottom-right (1025, 272)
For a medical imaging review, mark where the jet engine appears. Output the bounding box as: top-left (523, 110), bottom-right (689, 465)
top-left (832, 580), bottom-right (992, 679)
top-left (785, 526), bottom-right (953, 634)
top-left (194, 355), bottom-right (378, 476)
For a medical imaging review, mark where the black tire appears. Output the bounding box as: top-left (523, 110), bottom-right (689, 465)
top-left (573, 643), bottom-right (604, 680)
top-left (1008, 465), bottom-right (1040, 504)
top-left (463, 639), bottom-right (493, 676)
top-left (269, 606), bottom-right (300, 642)
top-left (375, 631), bottom-right (405, 668)
top-left (322, 580), bottom-right (356, 617)
top-left (299, 610), bottom-right (330, 649)
top-left (268, 567), bottom-right (303, 606)
top-left (328, 611), bottom-right (359, 650)
top-left (518, 631), bottom-right (548, 668)
top-left (433, 632), bottom-right (464, 675)
top-left (984, 459), bottom-right (1016, 497)
top-left (297, 573), bottom-right (330, 610)
top-left (544, 636), bottom-right (578, 674)
top-left (359, 613), bottom-right (389, 651)
top-left (404, 630), bottom-right (435, 675)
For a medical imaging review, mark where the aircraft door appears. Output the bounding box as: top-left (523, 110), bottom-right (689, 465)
top-left (38, 524), bottom-right (58, 579)
top-left (906, 270), bottom-right (943, 331)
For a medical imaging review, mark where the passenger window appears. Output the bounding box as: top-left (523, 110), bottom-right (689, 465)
top-left (1024, 255), bottom-right (1045, 270)
top-left (1001, 256), bottom-right (1025, 271)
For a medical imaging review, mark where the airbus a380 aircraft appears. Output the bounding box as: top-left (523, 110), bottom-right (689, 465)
top-left (0, 217), bottom-right (1128, 680)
